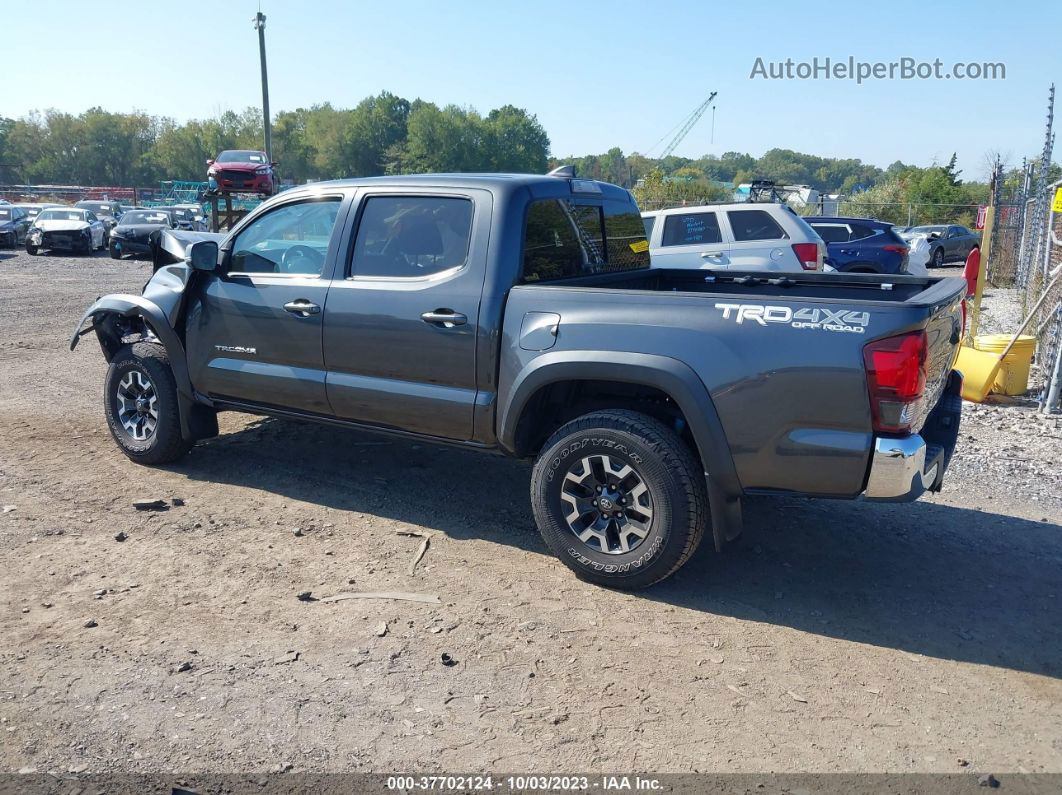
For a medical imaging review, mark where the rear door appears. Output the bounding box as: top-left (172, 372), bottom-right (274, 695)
top-left (185, 193), bottom-right (349, 414)
top-left (321, 189), bottom-right (490, 440)
top-left (722, 208), bottom-right (791, 271)
top-left (649, 209), bottom-right (729, 269)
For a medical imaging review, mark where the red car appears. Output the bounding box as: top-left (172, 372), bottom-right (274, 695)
top-left (206, 150), bottom-right (279, 196)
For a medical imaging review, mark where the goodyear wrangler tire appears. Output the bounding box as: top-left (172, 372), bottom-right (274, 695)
top-left (104, 342), bottom-right (193, 465)
top-left (530, 409), bottom-right (708, 589)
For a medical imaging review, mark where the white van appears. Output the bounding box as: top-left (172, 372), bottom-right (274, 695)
top-left (641, 203), bottom-right (825, 272)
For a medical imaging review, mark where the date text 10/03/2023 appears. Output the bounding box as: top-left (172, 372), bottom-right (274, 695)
top-left (385, 775), bottom-right (664, 791)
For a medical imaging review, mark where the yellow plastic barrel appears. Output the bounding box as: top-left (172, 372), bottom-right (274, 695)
top-left (973, 334), bottom-right (1037, 395)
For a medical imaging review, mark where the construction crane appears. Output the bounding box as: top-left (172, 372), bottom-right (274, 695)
top-left (653, 91), bottom-right (718, 160)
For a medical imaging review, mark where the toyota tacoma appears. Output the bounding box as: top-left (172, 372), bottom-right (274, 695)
top-left (71, 170), bottom-right (965, 588)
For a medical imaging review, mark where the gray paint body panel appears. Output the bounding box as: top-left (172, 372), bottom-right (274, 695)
top-left (71, 173), bottom-right (965, 506)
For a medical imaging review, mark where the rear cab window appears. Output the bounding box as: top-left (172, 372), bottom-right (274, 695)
top-left (521, 197), bottom-right (649, 283)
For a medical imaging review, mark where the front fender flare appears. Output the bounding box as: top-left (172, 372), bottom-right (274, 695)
top-left (498, 351), bottom-right (744, 549)
top-left (69, 294), bottom-right (214, 441)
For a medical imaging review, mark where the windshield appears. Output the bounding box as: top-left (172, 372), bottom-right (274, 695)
top-left (121, 211), bottom-right (170, 225)
top-left (0, 209), bottom-right (12, 221)
top-left (76, 202), bottom-right (116, 215)
top-left (170, 208), bottom-right (191, 219)
top-left (909, 225), bottom-right (946, 234)
top-left (216, 150), bottom-right (266, 164)
top-left (37, 209), bottom-right (87, 222)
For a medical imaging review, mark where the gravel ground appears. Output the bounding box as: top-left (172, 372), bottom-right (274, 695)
top-left (1, 250), bottom-right (1060, 776)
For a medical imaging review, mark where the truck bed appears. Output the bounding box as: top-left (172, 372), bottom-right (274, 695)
top-left (501, 270), bottom-right (965, 498)
top-left (535, 268), bottom-right (964, 307)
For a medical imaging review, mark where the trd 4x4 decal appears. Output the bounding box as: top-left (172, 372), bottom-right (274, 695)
top-left (714, 303), bottom-right (870, 334)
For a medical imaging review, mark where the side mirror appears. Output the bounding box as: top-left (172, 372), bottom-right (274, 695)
top-left (187, 240), bottom-right (219, 271)
top-left (206, 159), bottom-right (215, 165)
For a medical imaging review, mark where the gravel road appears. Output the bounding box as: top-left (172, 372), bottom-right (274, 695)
top-left (1, 250), bottom-right (1060, 776)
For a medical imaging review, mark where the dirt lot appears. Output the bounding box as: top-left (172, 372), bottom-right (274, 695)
top-left (1, 251), bottom-right (1060, 776)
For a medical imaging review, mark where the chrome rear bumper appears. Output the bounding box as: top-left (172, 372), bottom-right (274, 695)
top-left (864, 435), bottom-right (939, 500)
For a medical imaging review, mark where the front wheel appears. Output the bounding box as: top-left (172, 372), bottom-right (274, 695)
top-left (931, 247), bottom-right (944, 267)
top-left (109, 243), bottom-right (121, 259)
top-left (25, 244), bottom-right (38, 255)
top-left (104, 342), bottom-right (193, 465)
top-left (531, 409), bottom-right (708, 589)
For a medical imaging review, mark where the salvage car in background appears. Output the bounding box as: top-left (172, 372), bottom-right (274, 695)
top-left (14, 202), bottom-right (64, 222)
top-left (75, 200), bottom-right (123, 235)
top-left (0, 205), bottom-right (33, 247)
top-left (642, 203), bottom-right (824, 272)
top-left (173, 203), bottom-right (208, 231)
top-left (109, 208), bottom-right (178, 259)
top-left (806, 216), bottom-right (910, 274)
top-left (901, 224), bottom-right (980, 267)
top-left (206, 150), bottom-right (278, 197)
top-left (27, 207), bottom-right (106, 254)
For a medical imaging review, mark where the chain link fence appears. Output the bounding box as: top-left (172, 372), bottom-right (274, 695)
top-left (1023, 188), bottom-right (1062, 412)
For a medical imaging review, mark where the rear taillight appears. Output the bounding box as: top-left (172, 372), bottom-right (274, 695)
top-left (792, 242), bottom-right (819, 270)
top-left (882, 244), bottom-right (908, 254)
top-left (863, 330), bottom-right (928, 433)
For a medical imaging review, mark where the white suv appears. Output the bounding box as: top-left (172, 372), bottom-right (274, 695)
top-left (641, 203), bottom-right (825, 272)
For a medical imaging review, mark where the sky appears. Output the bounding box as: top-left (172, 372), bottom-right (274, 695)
top-left (7, 0), bottom-right (1060, 179)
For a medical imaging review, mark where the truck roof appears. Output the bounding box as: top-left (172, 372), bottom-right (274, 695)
top-left (303, 173), bottom-right (634, 202)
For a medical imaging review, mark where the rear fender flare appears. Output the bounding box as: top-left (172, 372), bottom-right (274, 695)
top-left (499, 351), bottom-right (743, 548)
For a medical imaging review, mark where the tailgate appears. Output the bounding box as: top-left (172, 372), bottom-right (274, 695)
top-left (911, 278), bottom-right (964, 434)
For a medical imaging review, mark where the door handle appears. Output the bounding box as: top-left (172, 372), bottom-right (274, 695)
top-left (283, 299), bottom-right (321, 317)
top-left (701, 251), bottom-right (724, 259)
top-left (421, 309), bottom-right (467, 327)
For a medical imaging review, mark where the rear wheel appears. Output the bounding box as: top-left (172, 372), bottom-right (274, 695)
top-left (531, 409), bottom-right (708, 589)
top-left (104, 342), bottom-right (193, 465)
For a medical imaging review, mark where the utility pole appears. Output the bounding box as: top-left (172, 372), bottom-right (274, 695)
top-left (253, 11), bottom-right (272, 162)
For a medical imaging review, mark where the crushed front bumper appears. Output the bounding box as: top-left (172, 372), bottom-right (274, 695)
top-left (864, 370), bottom-right (963, 502)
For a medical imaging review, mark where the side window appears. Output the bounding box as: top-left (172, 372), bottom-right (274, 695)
top-left (661, 212), bottom-right (722, 246)
top-left (847, 223), bottom-right (876, 241)
top-left (86, 212), bottom-right (98, 223)
top-left (642, 216), bottom-right (655, 239)
top-left (520, 199), bottom-right (648, 283)
top-left (727, 210), bottom-right (787, 241)
top-left (230, 197), bottom-right (341, 276)
top-left (351, 196), bottom-right (473, 279)
top-left (811, 224), bottom-right (850, 243)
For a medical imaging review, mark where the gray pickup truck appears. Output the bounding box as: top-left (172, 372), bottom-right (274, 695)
top-left (71, 170), bottom-right (965, 588)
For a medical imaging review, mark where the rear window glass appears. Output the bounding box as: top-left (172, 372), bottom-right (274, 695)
top-left (727, 210), bottom-right (787, 241)
top-left (811, 224), bottom-right (850, 243)
top-left (521, 199), bottom-right (649, 283)
top-left (351, 196), bottom-right (473, 279)
top-left (662, 212), bottom-right (722, 246)
top-left (847, 223), bottom-right (877, 241)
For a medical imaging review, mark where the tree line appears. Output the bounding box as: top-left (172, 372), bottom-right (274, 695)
top-left (0, 93), bottom-right (1056, 229)
top-left (0, 92), bottom-right (551, 186)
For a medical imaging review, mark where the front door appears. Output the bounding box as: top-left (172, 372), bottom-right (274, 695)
top-left (185, 194), bottom-right (347, 414)
top-left (322, 189), bottom-right (489, 440)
